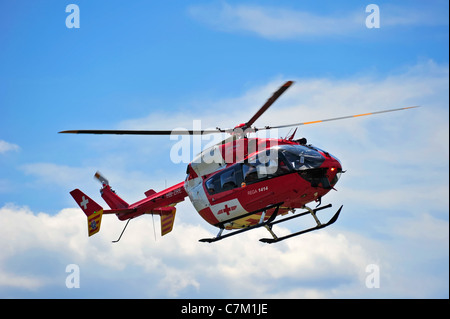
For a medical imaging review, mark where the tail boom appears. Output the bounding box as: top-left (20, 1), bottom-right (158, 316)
top-left (70, 179), bottom-right (187, 238)
top-left (100, 184), bottom-right (129, 210)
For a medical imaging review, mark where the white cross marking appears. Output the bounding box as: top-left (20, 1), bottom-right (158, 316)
top-left (80, 196), bottom-right (89, 210)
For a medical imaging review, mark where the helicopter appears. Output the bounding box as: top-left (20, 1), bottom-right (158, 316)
top-left (60, 81), bottom-right (418, 243)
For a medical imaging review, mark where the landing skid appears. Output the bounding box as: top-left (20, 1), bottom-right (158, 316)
top-left (199, 203), bottom-right (342, 244)
top-left (259, 205), bottom-right (342, 244)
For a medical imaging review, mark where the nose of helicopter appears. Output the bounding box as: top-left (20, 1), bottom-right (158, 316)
top-left (275, 144), bottom-right (343, 188)
top-left (326, 155), bottom-right (343, 187)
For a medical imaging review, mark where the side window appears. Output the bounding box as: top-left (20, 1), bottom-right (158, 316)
top-left (205, 165), bottom-right (244, 195)
top-left (220, 169), bottom-right (237, 191)
top-left (206, 178), bottom-right (217, 194)
top-left (243, 164), bottom-right (258, 183)
top-left (205, 149), bottom-right (292, 195)
top-left (256, 159), bottom-right (279, 177)
top-left (242, 150), bottom-right (292, 184)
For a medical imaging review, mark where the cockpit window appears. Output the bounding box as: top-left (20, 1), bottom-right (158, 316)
top-left (206, 165), bottom-right (243, 195)
top-left (278, 145), bottom-right (325, 171)
top-left (220, 168), bottom-right (241, 191)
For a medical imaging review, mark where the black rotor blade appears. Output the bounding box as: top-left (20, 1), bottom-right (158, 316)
top-left (245, 80), bottom-right (294, 128)
top-left (58, 129), bottom-right (224, 135)
top-left (255, 106), bottom-right (420, 131)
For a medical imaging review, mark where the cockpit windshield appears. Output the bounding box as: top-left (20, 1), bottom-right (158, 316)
top-left (276, 145), bottom-right (325, 171)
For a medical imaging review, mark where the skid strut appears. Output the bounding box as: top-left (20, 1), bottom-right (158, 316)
top-left (259, 204), bottom-right (342, 244)
top-left (199, 205), bottom-right (280, 243)
top-left (112, 218), bottom-right (132, 243)
top-left (199, 204), bottom-right (342, 244)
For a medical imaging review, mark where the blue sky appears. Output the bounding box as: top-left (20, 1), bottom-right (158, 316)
top-left (0, 0), bottom-right (448, 298)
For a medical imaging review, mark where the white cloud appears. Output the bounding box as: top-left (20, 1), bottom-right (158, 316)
top-left (188, 2), bottom-right (448, 40)
top-left (0, 271), bottom-right (43, 291)
top-left (0, 200), bottom-right (447, 298)
top-left (189, 2), bottom-right (361, 40)
top-left (0, 140), bottom-right (19, 154)
top-left (389, 213), bottom-right (449, 242)
top-left (0, 203), bottom-right (383, 298)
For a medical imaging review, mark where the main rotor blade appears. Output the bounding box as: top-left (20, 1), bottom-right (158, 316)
top-left (245, 80), bottom-right (294, 128)
top-left (58, 129), bottom-right (224, 135)
top-left (257, 106), bottom-right (420, 131)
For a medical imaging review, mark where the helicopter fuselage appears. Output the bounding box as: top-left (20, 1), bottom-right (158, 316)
top-left (184, 137), bottom-right (342, 230)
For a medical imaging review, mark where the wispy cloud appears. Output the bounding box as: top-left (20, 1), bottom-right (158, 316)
top-left (0, 140), bottom-right (19, 154)
top-left (188, 2), bottom-right (448, 40)
top-left (188, 2), bottom-right (360, 39)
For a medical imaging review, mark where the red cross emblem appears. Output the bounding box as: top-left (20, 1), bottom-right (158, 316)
top-left (218, 204), bottom-right (237, 215)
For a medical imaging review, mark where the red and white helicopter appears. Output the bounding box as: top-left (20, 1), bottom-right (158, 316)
top-left (60, 81), bottom-right (418, 243)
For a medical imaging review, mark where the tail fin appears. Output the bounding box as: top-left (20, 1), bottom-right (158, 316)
top-left (160, 207), bottom-right (176, 236)
top-left (152, 206), bottom-right (177, 236)
top-left (70, 189), bottom-right (103, 236)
